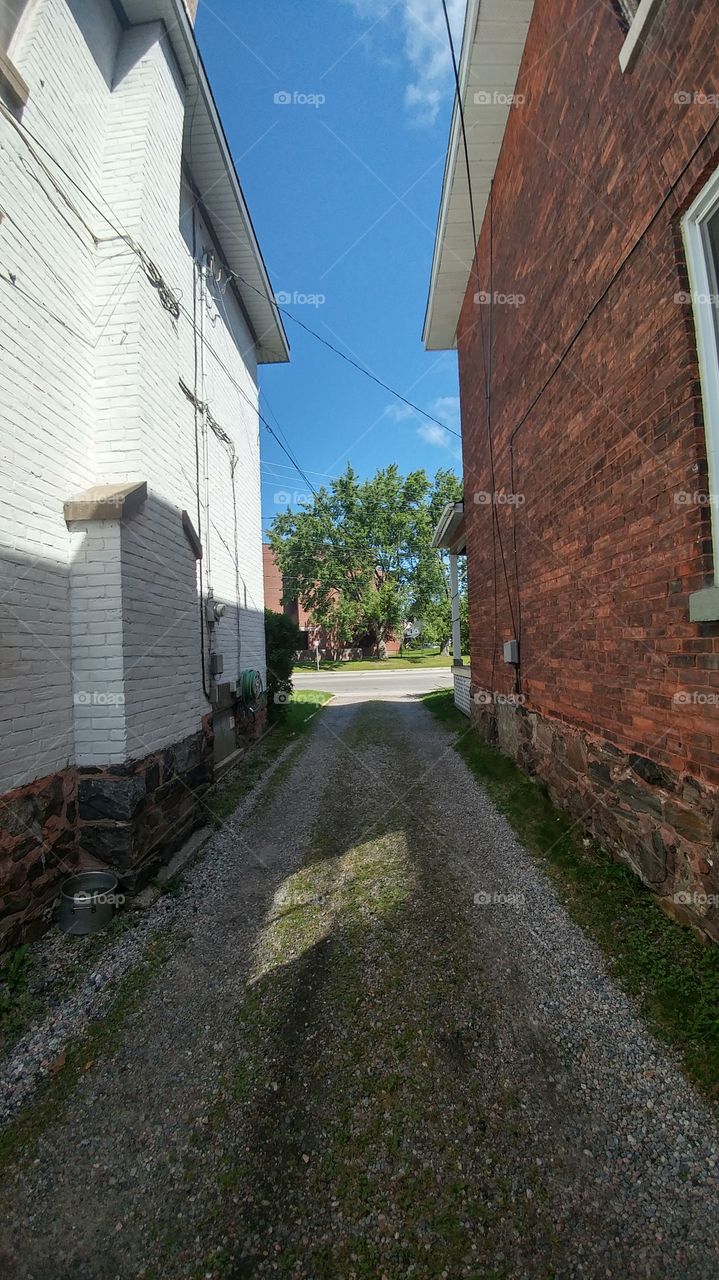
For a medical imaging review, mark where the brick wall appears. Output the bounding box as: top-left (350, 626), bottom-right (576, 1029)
top-left (0, 0), bottom-right (118, 794)
top-left (263, 543), bottom-right (286, 614)
top-left (0, 0), bottom-right (270, 943)
top-left (458, 0), bottom-right (719, 934)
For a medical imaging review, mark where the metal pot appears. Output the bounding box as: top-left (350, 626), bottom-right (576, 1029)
top-left (58, 871), bottom-right (120, 937)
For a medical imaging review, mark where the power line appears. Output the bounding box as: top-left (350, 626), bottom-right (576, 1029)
top-left (229, 270), bottom-right (462, 439)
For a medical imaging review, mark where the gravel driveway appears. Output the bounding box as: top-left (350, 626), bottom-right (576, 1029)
top-left (2, 698), bottom-right (719, 1279)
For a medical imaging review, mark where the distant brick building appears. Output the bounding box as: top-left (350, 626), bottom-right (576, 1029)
top-left (262, 545), bottom-right (401, 656)
top-left (426, 0), bottom-right (719, 939)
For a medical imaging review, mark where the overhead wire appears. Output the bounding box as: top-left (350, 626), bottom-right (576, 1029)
top-left (227, 269), bottom-right (462, 439)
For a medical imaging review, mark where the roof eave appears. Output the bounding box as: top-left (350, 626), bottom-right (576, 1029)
top-left (432, 501), bottom-right (466, 551)
top-left (120, 0), bottom-right (290, 365)
top-left (423, 0), bottom-right (535, 353)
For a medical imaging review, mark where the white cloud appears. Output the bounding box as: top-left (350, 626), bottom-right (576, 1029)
top-left (431, 394), bottom-right (460, 424)
top-left (344, 0), bottom-right (466, 126)
top-left (416, 395), bottom-right (461, 459)
top-left (417, 423), bottom-right (449, 448)
top-left (384, 402), bottom-right (418, 421)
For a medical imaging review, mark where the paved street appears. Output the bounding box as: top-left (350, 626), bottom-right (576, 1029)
top-left (292, 665), bottom-right (453, 700)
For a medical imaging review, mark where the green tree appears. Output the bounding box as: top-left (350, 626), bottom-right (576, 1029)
top-left (405, 468), bottom-right (465, 653)
top-left (268, 465), bottom-right (464, 655)
top-left (264, 608), bottom-right (302, 712)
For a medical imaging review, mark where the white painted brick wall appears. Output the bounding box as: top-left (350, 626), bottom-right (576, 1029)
top-left (0, 0), bottom-right (268, 783)
top-left (454, 670), bottom-right (471, 717)
top-left (0, 0), bottom-right (118, 790)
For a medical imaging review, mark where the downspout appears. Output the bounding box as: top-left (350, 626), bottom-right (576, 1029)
top-left (192, 208), bottom-right (210, 701)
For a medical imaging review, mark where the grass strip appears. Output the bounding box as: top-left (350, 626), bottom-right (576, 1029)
top-left (422, 689), bottom-right (719, 1103)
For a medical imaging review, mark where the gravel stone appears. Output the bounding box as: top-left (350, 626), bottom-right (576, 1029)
top-left (0, 699), bottom-right (718, 1279)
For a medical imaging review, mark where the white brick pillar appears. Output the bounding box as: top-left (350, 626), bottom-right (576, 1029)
top-left (65, 482), bottom-right (147, 767)
top-left (68, 522), bottom-right (126, 766)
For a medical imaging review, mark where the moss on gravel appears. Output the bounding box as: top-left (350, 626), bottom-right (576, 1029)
top-left (422, 689), bottom-right (719, 1105)
top-left (207, 692), bottom-right (332, 830)
top-left (0, 930), bottom-right (175, 1180)
top-left (193, 705), bottom-right (559, 1278)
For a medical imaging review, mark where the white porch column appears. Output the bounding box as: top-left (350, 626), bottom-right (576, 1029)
top-left (450, 552), bottom-right (463, 666)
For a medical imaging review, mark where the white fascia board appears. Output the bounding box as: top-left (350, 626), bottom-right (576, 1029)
top-left (432, 502), bottom-right (465, 549)
top-left (423, 0), bottom-right (535, 352)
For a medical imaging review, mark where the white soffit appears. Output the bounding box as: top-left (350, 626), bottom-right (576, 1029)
top-left (423, 0), bottom-right (535, 352)
top-left (121, 0), bottom-right (290, 364)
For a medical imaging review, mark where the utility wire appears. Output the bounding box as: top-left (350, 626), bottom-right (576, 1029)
top-left (229, 270), bottom-right (462, 439)
top-left (0, 101), bottom-right (449, 508)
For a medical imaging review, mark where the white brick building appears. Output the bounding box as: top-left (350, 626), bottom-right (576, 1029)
top-left (0, 0), bottom-right (289, 943)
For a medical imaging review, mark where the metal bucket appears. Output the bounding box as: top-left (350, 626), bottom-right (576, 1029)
top-left (58, 871), bottom-right (120, 937)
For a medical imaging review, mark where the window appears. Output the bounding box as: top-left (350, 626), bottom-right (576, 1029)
top-left (0, 0), bottom-right (31, 107)
top-left (618, 0), bottom-right (663, 73)
top-left (613, 0), bottom-right (638, 31)
top-left (683, 169), bottom-right (719, 620)
top-left (0, 0), bottom-right (30, 53)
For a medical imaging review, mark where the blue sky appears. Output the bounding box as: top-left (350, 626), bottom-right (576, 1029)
top-left (194, 0), bottom-right (465, 528)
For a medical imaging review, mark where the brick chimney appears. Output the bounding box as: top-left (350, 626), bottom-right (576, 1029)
top-left (183, 0), bottom-right (198, 22)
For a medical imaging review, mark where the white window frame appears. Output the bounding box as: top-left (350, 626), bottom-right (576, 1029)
top-left (619, 0), bottom-right (663, 73)
top-left (0, 0), bottom-right (32, 107)
top-left (683, 168), bottom-right (719, 619)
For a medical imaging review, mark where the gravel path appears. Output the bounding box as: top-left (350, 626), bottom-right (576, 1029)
top-left (2, 698), bottom-right (719, 1279)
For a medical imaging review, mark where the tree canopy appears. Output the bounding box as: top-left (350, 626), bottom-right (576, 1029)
top-left (268, 464), bottom-right (465, 655)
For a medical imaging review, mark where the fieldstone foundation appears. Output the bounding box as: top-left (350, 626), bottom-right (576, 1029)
top-left (0, 770), bottom-right (79, 950)
top-left (470, 684), bottom-right (719, 943)
top-left (77, 715), bottom-right (215, 891)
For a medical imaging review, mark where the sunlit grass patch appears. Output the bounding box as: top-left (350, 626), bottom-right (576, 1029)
top-left (253, 830), bottom-right (414, 982)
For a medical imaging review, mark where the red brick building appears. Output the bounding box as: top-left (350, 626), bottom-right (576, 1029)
top-left (262, 544), bottom-right (402, 656)
top-left (425, 0), bottom-right (719, 938)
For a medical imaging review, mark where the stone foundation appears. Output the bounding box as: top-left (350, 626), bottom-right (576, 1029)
top-left (0, 769), bottom-right (79, 950)
top-left (235, 692), bottom-right (268, 744)
top-left (470, 684), bottom-right (719, 943)
top-left (77, 715), bottom-right (215, 891)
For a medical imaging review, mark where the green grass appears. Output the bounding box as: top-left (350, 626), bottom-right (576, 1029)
top-left (206, 690), bottom-right (332, 829)
top-left (0, 945), bottom-right (42, 1055)
top-left (294, 646), bottom-right (468, 673)
top-left (422, 689), bottom-right (719, 1104)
